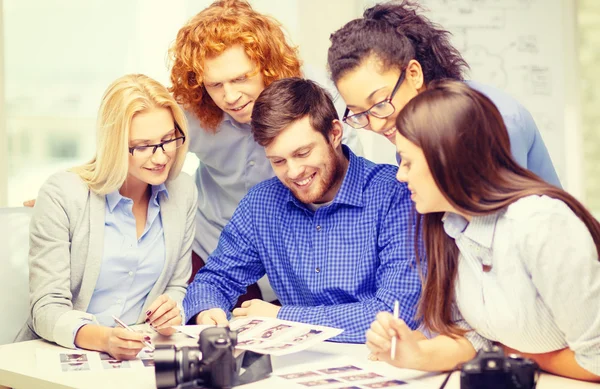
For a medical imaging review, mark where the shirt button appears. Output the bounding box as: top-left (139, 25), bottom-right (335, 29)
top-left (316, 225), bottom-right (321, 231)
top-left (315, 267), bottom-right (321, 273)
top-left (248, 160), bottom-right (255, 166)
top-left (128, 271), bottom-right (134, 277)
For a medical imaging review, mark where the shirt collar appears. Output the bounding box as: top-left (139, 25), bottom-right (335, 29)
top-left (222, 112), bottom-right (251, 131)
top-left (106, 183), bottom-right (169, 213)
top-left (442, 211), bottom-right (500, 248)
top-left (287, 145), bottom-right (364, 209)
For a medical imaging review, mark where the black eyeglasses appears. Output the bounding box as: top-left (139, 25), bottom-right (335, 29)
top-left (342, 70), bottom-right (406, 129)
top-left (129, 123), bottom-right (186, 158)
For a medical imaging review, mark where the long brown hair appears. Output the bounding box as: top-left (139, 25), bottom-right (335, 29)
top-left (395, 80), bottom-right (600, 337)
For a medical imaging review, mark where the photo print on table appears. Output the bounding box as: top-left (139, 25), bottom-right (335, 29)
top-left (101, 360), bottom-right (131, 369)
top-left (59, 353), bottom-right (88, 363)
top-left (258, 324), bottom-right (292, 339)
top-left (292, 329), bottom-right (323, 343)
top-left (231, 319), bottom-right (265, 334)
top-left (299, 378), bottom-right (342, 386)
top-left (61, 362), bottom-right (91, 372)
top-left (278, 371), bottom-right (321, 380)
top-left (341, 372), bottom-right (384, 381)
top-left (364, 379), bottom-right (408, 388)
top-left (318, 365), bottom-right (362, 374)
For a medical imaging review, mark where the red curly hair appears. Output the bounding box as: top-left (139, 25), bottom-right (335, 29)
top-left (169, 0), bottom-right (302, 132)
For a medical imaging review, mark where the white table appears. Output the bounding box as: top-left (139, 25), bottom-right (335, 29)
top-left (0, 335), bottom-right (596, 389)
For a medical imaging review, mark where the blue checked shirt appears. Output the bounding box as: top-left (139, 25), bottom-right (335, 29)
top-left (184, 146), bottom-right (421, 343)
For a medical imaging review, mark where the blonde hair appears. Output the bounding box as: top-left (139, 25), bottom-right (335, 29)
top-left (71, 74), bottom-right (189, 194)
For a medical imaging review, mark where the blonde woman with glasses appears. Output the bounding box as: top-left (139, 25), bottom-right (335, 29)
top-left (15, 74), bottom-right (197, 360)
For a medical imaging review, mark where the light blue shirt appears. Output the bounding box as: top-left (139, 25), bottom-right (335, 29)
top-left (86, 184), bottom-right (168, 327)
top-left (466, 81), bottom-right (561, 187)
top-left (188, 68), bottom-right (363, 260)
top-left (443, 195), bottom-right (600, 375)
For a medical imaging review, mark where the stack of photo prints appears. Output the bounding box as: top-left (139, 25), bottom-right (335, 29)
top-left (175, 317), bottom-right (344, 356)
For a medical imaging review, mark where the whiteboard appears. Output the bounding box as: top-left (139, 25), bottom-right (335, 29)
top-left (359, 0), bottom-right (581, 196)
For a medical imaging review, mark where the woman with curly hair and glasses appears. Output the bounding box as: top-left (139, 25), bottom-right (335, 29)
top-left (328, 0), bottom-right (560, 187)
top-left (169, 0), bottom-right (361, 310)
top-left (15, 74), bottom-right (197, 361)
top-left (366, 80), bottom-right (600, 382)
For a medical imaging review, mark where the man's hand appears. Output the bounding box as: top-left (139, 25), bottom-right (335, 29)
top-left (196, 308), bottom-right (229, 325)
top-left (23, 199), bottom-right (36, 207)
top-left (232, 299), bottom-right (281, 318)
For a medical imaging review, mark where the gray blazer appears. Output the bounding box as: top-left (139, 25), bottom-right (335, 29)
top-left (15, 170), bottom-right (197, 348)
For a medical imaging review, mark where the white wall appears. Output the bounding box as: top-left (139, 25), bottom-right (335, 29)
top-left (0, 0), bottom-right (7, 206)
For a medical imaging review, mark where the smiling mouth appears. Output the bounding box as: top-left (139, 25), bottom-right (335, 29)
top-left (146, 165), bottom-right (166, 171)
top-left (294, 173), bottom-right (316, 187)
top-left (230, 101), bottom-right (250, 112)
top-left (383, 127), bottom-right (396, 137)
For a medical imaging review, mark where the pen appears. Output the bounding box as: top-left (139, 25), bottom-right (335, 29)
top-left (112, 315), bottom-right (155, 351)
top-left (390, 300), bottom-right (399, 360)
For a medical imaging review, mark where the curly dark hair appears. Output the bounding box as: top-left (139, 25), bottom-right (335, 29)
top-left (328, 0), bottom-right (469, 84)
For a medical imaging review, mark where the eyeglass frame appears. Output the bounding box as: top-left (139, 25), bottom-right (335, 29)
top-left (342, 69), bottom-right (406, 129)
top-left (128, 122), bottom-right (186, 157)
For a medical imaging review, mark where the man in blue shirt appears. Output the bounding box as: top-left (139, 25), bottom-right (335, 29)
top-left (169, 0), bottom-right (362, 303)
top-left (184, 78), bottom-right (421, 343)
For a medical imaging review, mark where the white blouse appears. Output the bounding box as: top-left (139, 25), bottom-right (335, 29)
top-left (443, 195), bottom-right (600, 375)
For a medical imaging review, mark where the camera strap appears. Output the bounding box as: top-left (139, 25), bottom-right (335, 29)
top-left (233, 350), bottom-right (273, 386)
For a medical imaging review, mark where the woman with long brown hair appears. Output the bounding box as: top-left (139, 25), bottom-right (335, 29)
top-left (365, 80), bottom-right (600, 382)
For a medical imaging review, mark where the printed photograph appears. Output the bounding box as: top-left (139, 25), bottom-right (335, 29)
top-left (232, 319), bottom-right (264, 334)
top-left (341, 372), bottom-right (384, 382)
top-left (139, 348), bottom-right (154, 359)
top-left (59, 353), bottom-right (88, 363)
top-left (259, 324), bottom-right (292, 339)
top-left (365, 379), bottom-right (408, 388)
top-left (278, 371), bottom-right (320, 380)
top-left (299, 378), bottom-right (342, 386)
top-left (318, 365), bottom-right (362, 375)
top-left (336, 386), bottom-right (362, 389)
top-left (60, 362), bottom-right (91, 372)
top-left (237, 339), bottom-right (264, 347)
top-left (142, 359), bottom-right (155, 367)
top-left (101, 360), bottom-right (131, 369)
top-left (292, 329), bottom-right (323, 343)
top-left (262, 343), bottom-right (295, 351)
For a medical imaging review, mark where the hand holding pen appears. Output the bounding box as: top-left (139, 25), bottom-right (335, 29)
top-left (365, 303), bottom-right (425, 370)
top-left (101, 316), bottom-right (153, 360)
top-left (112, 315), bottom-right (155, 351)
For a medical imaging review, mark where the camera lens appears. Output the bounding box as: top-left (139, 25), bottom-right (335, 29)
top-left (154, 345), bottom-right (202, 389)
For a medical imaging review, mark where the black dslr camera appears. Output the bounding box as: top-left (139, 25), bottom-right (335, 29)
top-left (154, 327), bottom-right (272, 389)
top-left (460, 345), bottom-right (539, 389)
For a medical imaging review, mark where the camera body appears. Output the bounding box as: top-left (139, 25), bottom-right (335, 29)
top-left (154, 326), bottom-right (239, 389)
top-left (460, 345), bottom-right (539, 389)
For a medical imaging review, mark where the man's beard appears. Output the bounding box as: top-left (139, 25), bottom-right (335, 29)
top-left (287, 146), bottom-right (343, 204)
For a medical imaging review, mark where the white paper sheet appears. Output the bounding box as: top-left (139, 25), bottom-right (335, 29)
top-left (35, 346), bottom-right (155, 373)
top-left (174, 317), bottom-right (343, 356)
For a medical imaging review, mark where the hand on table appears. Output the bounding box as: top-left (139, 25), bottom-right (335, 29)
top-left (232, 299), bottom-right (280, 318)
top-left (196, 308), bottom-right (229, 325)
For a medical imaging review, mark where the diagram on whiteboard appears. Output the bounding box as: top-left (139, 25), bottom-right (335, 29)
top-left (364, 0), bottom-right (567, 181)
